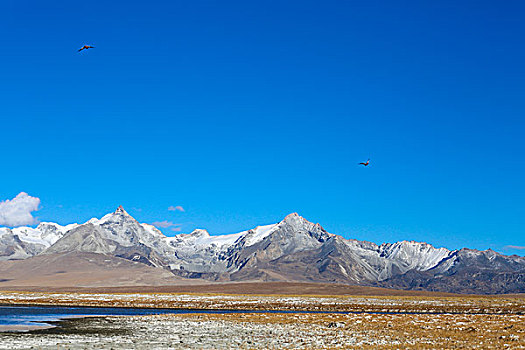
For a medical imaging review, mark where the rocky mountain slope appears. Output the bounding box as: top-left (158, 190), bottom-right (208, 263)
top-left (0, 207), bottom-right (523, 293)
top-left (0, 222), bottom-right (76, 260)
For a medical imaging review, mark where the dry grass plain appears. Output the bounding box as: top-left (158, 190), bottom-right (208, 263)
top-left (1, 311), bottom-right (523, 349)
top-left (163, 311), bottom-right (525, 349)
top-left (0, 288), bottom-right (523, 349)
top-left (0, 289), bottom-right (524, 314)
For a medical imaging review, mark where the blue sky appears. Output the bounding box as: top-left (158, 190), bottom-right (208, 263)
top-left (0, 1), bottom-right (524, 255)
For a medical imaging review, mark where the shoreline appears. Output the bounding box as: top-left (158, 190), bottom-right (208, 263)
top-left (1, 309), bottom-right (523, 349)
top-left (0, 293), bottom-right (522, 348)
top-left (0, 314), bottom-right (103, 333)
top-left (0, 291), bottom-right (523, 336)
top-left (0, 324), bottom-right (54, 332)
top-left (0, 303), bottom-right (522, 316)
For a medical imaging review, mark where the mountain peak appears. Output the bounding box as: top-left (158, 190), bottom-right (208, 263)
top-left (115, 205), bottom-right (129, 215)
top-left (281, 212), bottom-right (305, 225)
top-left (189, 229), bottom-right (210, 238)
top-left (281, 213), bottom-right (322, 229)
top-left (95, 206), bottom-right (136, 225)
top-left (275, 213), bottom-right (331, 243)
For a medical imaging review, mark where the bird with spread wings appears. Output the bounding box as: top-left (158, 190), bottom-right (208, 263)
top-left (78, 45), bottom-right (95, 52)
top-left (359, 159), bottom-right (370, 166)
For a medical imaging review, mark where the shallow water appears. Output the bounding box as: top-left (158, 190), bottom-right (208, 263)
top-left (1, 302), bottom-right (507, 331)
top-left (0, 306), bottom-right (251, 329)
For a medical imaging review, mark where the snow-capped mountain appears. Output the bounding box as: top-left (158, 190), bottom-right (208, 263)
top-left (45, 206), bottom-right (170, 267)
top-left (0, 222), bottom-right (76, 260)
top-left (379, 241), bottom-right (454, 273)
top-left (0, 207), bottom-right (524, 293)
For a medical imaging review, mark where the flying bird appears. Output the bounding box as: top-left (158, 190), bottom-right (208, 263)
top-left (78, 45), bottom-right (95, 52)
top-left (359, 159), bottom-right (370, 166)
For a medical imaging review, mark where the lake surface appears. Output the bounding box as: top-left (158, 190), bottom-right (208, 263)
top-left (0, 306), bottom-right (257, 330)
top-left (0, 304), bottom-right (493, 331)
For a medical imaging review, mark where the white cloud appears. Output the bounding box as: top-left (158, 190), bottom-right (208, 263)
top-left (168, 205), bottom-right (185, 212)
top-left (505, 245), bottom-right (525, 250)
top-left (152, 220), bottom-right (180, 229)
top-left (0, 192), bottom-right (40, 227)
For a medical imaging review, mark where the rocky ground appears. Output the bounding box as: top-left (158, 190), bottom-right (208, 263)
top-left (0, 311), bottom-right (524, 349)
top-left (0, 292), bottom-right (524, 349)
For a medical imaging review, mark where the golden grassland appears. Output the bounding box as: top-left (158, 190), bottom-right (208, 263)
top-left (0, 290), bottom-right (524, 314)
top-left (0, 291), bottom-right (524, 348)
top-left (161, 311), bottom-right (525, 349)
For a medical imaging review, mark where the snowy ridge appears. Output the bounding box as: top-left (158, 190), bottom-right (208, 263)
top-left (0, 207), bottom-right (524, 293)
top-left (379, 241), bottom-right (454, 272)
top-left (167, 229), bottom-right (243, 249)
top-left (0, 207), bottom-right (481, 271)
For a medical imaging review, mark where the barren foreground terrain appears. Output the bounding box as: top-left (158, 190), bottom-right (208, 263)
top-left (0, 311), bottom-right (524, 349)
top-left (0, 290), bottom-right (524, 349)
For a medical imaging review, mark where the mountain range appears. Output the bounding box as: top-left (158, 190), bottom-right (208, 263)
top-left (0, 206), bottom-right (524, 294)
